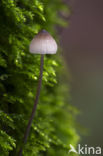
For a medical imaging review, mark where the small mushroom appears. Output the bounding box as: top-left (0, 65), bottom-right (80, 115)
top-left (18, 30), bottom-right (57, 156)
top-left (30, 29), bottom-right (57, 54)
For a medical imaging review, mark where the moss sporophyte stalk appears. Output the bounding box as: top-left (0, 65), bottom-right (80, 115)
top-left (18, 30), bottom-right (58, 156)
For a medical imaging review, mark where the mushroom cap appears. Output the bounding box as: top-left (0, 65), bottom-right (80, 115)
top-left (29, 30), bottom-right (57, 54)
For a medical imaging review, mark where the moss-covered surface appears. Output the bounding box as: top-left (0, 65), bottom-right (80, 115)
top-left (0, 0), bottom-right (79, 155)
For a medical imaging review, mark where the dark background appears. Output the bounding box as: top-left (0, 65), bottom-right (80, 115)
top-left (61, 0), bottom-right (103, 148)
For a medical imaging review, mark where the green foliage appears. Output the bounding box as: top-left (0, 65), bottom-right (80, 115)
top-left (0, 0), bottom-right (79, 155)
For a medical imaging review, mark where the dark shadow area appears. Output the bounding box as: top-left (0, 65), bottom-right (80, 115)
top-left (61, 0), bottom-right (103, 147)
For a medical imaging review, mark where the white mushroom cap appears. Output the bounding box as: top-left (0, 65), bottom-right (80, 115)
top-left (29, 30), bottom-right (57, 54)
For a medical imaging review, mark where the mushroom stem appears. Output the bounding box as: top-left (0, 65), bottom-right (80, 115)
top-left (18, 54), bottom-right (44, 156)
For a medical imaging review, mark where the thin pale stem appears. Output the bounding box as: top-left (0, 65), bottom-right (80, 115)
top-left (18, 54), bottom-right (44, 156)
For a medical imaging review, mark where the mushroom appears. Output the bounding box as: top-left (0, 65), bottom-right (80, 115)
top-left (18, 30), bottom-right (57, 156)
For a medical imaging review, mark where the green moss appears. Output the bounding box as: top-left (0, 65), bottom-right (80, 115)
top-left (0, 0), bottom-right (79, 155)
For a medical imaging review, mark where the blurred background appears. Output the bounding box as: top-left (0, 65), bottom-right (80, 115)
top-left (61, 0), bottom-right (103, 148)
